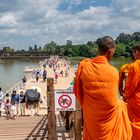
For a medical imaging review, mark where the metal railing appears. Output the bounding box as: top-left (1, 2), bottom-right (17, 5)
top-left (24, 66), bottom-right (39, 72)
top-left (3, 73), bottom-right (33, 98)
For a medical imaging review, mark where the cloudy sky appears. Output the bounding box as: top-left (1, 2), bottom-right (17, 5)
top-left (0, 0), bottom-right (140, 50)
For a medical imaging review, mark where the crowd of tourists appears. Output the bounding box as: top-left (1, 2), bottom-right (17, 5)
top-left (0, 88), bottom-right (41, 119)
top-left (31, 68), bottom-right (47, 83)
top-left (0, 56), bottom-right (70, 120)
top-left (40, 56), bottom-right (70, 84)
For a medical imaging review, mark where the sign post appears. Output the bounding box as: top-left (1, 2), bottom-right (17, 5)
top-left (47, 78), bottom-right (56, 140)
top-left (74, 100), bottom-right (82, 140)
top-left (55, 91), bottom-right (75, 111)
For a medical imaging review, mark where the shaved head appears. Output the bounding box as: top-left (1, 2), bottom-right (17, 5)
top-left (97, 36), bottom-right (115, 55)
top-left (133, 45), bottom-right (140, 60)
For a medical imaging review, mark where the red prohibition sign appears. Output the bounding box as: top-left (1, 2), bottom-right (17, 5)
top-left (58, 95), bottom-right (72, 108)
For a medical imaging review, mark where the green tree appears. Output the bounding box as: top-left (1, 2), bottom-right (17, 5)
top-left (2, 47), bottom-right (15, 55)
top-left (59, 47), bottom-right (65, 56)
top-left (115, 44), bottom-right (125, 57)
top-left (132, 32), bottom-right (140, 41)
top-left (66, 40), bottom-right (72, 46)
top-left (79, 45), bottom-right (89, 57)
top-left (44, 41), bottom-right (57, 55)
top-left (55, 45), bottom-right (61, 55)
top-left (116, 33), bottom-right (133, 44)
top-left (124, 42), bottom-right (133, 57)
top-left (72, 45), bottom-right (80, 56)
top-left (67, 47), bottom-right (72, 56)
top-left (87, 47), bottom-right (97, 57)
top-left (86, 41), bottom-right (93, 46)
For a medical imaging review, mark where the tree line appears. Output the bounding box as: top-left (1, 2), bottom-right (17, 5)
top-left (0, 32), bottom-right (140, 58)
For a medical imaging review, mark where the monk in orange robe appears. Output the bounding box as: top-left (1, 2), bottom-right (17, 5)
top-left (124, 45), bottom-right (140, 140)
top-left (74, 36), bottom-right (132, 140)
top-left (119, 63), bottom-right (131, 97)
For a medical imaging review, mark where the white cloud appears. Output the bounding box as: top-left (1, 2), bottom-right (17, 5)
top-left (0, 13), bottom-right (17, 25)
top-left (109, 0), bottom-right (140, 35)
top-left (0, 0), bottom-right (140, 49)
top-left (112, 0), bottom-right (140, 17)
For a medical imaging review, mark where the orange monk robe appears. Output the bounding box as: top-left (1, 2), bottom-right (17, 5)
top-left (124, 60), bottom-right (140, 140)
top-left (119, 64), bottom-right (130, 78)
top-left (119, 64), bottom-right (131, 96)
top-left (74, 56), bottom-right (132, 140)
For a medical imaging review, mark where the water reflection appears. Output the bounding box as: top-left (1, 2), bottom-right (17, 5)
top-left (71, 57), bottom-right (132, 69)
top-left (0, 59), bottom-right (42, 92)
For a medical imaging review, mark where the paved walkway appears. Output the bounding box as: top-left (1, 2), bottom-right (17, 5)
top-left (19, 64), bottom-right (75, 115)
top-left (0, 114), bottom-right (74, 140)
top-left (0, 115), bottom-right (48, 140)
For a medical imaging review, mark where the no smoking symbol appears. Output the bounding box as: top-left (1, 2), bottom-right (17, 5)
top-left (58, 95), bottom-right (72, 108)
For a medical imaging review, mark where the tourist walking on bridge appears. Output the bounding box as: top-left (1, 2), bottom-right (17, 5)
top-left (11, 90), bottom-right (20, 116)
top-left (35, 70), bottom-right (40, 82)
top-left (4, 98), bottom-right (11, 118)
top-left (10, 101), bottom-right (17, 119)
top-left (74, 36), bottom-right (132, 140)
top-left (20, 91), bottom-right (26, 116)
top-left (22, 76), bottom-right (27, 89)
top-left (42, 69), bottom-right (47, 82)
